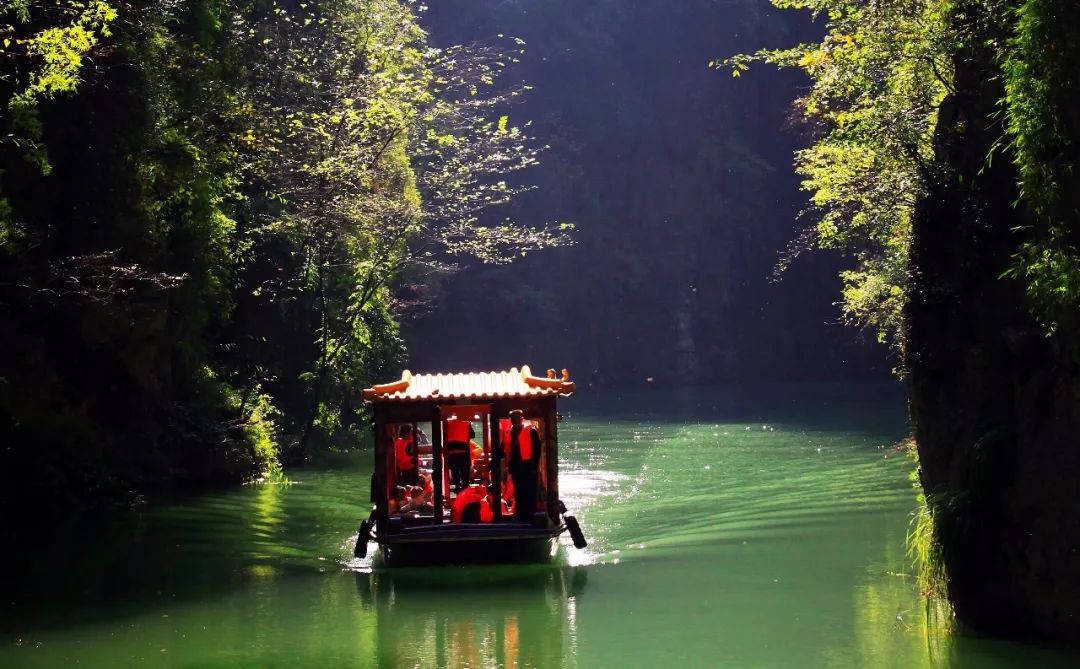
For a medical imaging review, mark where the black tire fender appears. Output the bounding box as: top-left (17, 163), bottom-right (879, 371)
top-left (354, 520), bottom-right (372, 559)
top-left (565, 515), bottom-right (587, 549)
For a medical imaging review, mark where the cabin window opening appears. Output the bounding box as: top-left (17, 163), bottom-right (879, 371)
top-left (386, 421), bottom-right (435, 519)
top-left (443, 410), bottom-right (504, 523)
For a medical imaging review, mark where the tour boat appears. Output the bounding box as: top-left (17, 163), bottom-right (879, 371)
top-left (354, 365), bottom-right (587, 567)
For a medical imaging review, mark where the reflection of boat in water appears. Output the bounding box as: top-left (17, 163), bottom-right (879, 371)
top-left (355, 366), bottom-right (587, 567)
top-left (355, 566), bottom-right (588, 668)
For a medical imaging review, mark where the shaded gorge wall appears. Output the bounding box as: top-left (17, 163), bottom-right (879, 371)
top-left (406, 0), bottom-right (889, 385)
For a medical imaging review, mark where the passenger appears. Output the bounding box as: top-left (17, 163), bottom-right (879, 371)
top-left (388, 485), bottom-right (409, 514)
top-left (451, 482), bottom-right (494, 523)
top-left (415, 469), bottom-right (450, 515)
top-left (399, 485), bottom-right (432, 514)
top-left (445, 418), bottom-right (472, 492)
top-left (499, 410), bottom-right (541, 522)
top-left (470, 438), bottom-right (484, 460)
top-left (395, 424), bottom-right (419, 486)
top-left (470, 436), bottom-right (487, 479)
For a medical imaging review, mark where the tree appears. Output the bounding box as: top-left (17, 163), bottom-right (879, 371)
top-left (0, 0), bottom-right (567, 525)
top-left (220, 0), bottom-right (568, 454)
top-left (719, 0), bottom-right (952, 348)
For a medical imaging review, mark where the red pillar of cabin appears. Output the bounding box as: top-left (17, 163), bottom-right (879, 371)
top-left (490, 410), bottom-right (502, 521)
top-left (431, 415), bottom-right (444, 525)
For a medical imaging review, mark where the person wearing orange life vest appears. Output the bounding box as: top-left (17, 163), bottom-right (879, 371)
top-left (399, 485), bottom-right (433, 514)
top-left (469, 437), bottom-right (487, 479)
top-left (444, 418), bottom-right (474, 492)
top-left (499, 409), bottom-right (542, 522)
top-left (451, 483), bottom-right (494, 523)
top-left (394, 424), bottom-right (419, 486)
top-left (389, 485), bottom-right (409, 515)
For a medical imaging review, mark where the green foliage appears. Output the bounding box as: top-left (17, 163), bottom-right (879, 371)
top-left (241, 390), bottom-right (286, 483)
top-left (1000, 0), bottom-right (1080, 334)
top-left (1, 0), bottom-right (117, 172)
top-left (220, 0), bottom-right (566, 452)
top-left (906, 443), bottom-right (954, 634)
top-left (727, 0), bottom-right (1080, 344)
top-left (720, 0), bottom-right (953, 349)
top-left (0, 0), bottom-right (562, 518)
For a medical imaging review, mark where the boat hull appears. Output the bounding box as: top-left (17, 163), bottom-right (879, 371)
top-left (378, 524), bottom-right (561, 567)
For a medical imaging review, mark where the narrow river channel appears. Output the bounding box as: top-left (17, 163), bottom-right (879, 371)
top-left (4, 383), bottom-right (1078, 668)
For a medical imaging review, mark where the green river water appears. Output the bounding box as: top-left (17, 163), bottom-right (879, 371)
top-left (4, 383), bottom-right (1079, 668)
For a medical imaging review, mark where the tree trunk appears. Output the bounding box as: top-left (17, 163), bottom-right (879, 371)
top-left (298, 255), bottom-right (329, 454)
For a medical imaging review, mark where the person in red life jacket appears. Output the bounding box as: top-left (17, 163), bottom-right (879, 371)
top-left (399, 485), bottom-right (432, 514)
top-left (469, 437), bottom-right (488, 480)
top-left (394, 424), bottom-right (419, 486)
top-left (499, 410), bottom-right (542, 522)
top-left (444, 418), bottom-right (473, 492)
top-left (451, 483), bottom-right (494, 523)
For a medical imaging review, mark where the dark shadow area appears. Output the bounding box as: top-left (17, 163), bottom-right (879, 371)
top-left (408, 0), bottom-right (889, 385)
top-left (564, 380), bottom-right (908, 436)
